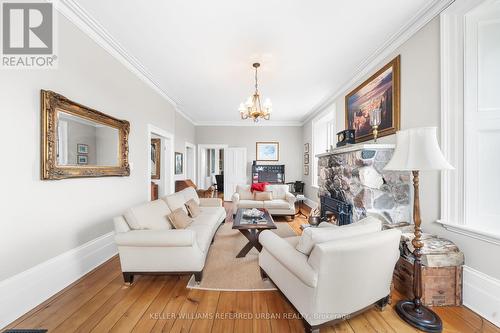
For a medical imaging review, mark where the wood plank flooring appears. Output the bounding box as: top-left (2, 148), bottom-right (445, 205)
top-left (3, 202), bottom-right (499, 333)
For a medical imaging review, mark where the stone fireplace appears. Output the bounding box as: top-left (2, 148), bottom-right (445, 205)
top-left (317, 144), bottom-right (412, 226)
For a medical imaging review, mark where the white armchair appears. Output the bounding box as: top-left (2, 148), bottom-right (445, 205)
top-left (258, 221), bottom-right (401, 332)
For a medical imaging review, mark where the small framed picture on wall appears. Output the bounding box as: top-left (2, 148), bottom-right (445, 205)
top-left (77, 154), bottom-right (88, 165)
top-left (304, 153), bottom-right (309, 165)
top-left (304, 143), bottom-right (309, 153)
top-left (175, 152), bottom-right (183, 174)
top-left (77, 143), bottom-right (89, 154)
top-left (304, 165), bottom-right (309, 176)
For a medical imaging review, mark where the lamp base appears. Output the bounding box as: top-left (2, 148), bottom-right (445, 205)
top-left (395, 300), bottom-right (443, 333)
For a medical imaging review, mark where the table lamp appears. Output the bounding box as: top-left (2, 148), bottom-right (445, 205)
top-left (384, 127), bottom-right (453, 333)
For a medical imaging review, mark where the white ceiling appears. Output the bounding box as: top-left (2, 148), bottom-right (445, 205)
top-left (73, 0), bottom-right (437, 125)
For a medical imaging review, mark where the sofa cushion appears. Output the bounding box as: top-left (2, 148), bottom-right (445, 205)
top-left (168, 208), bottom-right (194, 229)
top-left (236, 185), bottom-right (254, 200)
top-left (124, 199), bottom-right (172, 230)
top-left (192, 212), bottom-right (221, 233)
top-left (163, 193), bottom-right (188, 214)
top-left (179, 187), bottom-right (200, 205)
top-left (238, 199), bottom-right (264, 208)
top-left (265, 184), bottom-right (288, 200)
top-left (263, 199), bottom-right (291, 209)
top-left (254, 191), bottom-right (273, 201)
top-left (187, 224), bottom-right (213, 253)
top-left (199, 206), bottom-right (226, 222)
top-left (296, 216), bottom-right (382, 255)
top-left (185, 199), bottom-right (201, 217)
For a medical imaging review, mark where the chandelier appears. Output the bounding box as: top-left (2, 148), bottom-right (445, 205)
top-left (238, 63), bottom-right (272, 122)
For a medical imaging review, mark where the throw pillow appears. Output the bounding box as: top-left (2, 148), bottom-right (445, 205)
top-left (168, 208), bottom-right (193, 229)
top-left (254, 191), bottom-right (273, 201)
top-left (185, 199), bottom-right (201, 217)
top-left (296, 216), bottom-right (382, 255)
top-left (236, 185), bottom-right (254, 200)
top-left (163, 193), bottom-right (188, 214)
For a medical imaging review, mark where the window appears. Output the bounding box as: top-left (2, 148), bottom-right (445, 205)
top-left (312, 108), bottom-right (335, 187)
top-left (440, 0), bottom-right (500, 242)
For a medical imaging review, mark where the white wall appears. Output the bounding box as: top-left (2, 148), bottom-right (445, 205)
top-left (0, 13), bottom-right (194, 282)
top-left (302, 16), bottom-right (500, 282)
top-left (196, 126), bottom-right (302, 184)
top-left (174, 112), bottom-right (196, 180)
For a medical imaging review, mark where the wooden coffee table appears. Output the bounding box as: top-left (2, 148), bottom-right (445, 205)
top-left (232, 208), bottom-right (277, 258)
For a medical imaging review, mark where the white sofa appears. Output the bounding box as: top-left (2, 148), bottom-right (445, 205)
top-left (231, 184), bottom-right (296, 217)
top-left (113, 187), bottom-right (226, 283)
top-left (258, 218), bottom-right (401, 332)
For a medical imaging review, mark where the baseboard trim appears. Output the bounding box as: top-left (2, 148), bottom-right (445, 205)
top-left (0, 232), bottom-right (117, 329)
top-left (463, 265), bottom-right (500, 328)
top-left (303, 197), bottom-right (318, 209)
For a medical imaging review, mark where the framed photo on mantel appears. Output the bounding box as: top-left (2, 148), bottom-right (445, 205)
top-left (345, 55), bottom-right (401, 143)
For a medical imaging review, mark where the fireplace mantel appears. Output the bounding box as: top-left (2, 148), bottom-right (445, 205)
top-left (316, 143), bottom-right (395, 158)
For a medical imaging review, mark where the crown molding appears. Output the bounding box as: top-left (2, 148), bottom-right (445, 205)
top-left (195, 120), bottom-right (303, 127)
top-left (301, 0), bottom-right (455, 125)
top-left (53, 0), bottom-right (197, 126)
top-left (55, 0), bottom-right (454, 127)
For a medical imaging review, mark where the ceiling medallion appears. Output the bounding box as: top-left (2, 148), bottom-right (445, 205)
top-left (238, 63), bottom-right (272, 122)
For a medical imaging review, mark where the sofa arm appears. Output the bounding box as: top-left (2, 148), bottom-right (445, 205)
top-left (231, 192), bottom-right (240, 204)
top-left (199, 198), bottom-right (223, 207)
top-left (259, 230), bottom-right (318, 287)
top-left (285, 192), bottom-right (296, 206)
top-left (115, 229), bottom-right (195, 247)
top-left (114, 216), bottom-right (131, 233)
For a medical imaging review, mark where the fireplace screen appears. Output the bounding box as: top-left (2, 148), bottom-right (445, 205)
top-left (320, 196), bottom-right (353, 226)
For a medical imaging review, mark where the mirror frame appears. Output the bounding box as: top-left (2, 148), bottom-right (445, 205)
top-left (41, 90), bottom-right (130, 180)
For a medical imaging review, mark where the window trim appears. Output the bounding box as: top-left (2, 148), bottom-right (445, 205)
top-left (311, 108), bottom-right (335, 187)
top-left (439, 0), bottom-right (500, 242)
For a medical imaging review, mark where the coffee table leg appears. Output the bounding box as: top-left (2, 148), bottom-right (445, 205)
top-left (236, 229), bottom-right (261, 258)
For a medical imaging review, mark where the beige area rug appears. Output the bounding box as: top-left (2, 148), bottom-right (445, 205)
top-left (186, 221), bottom-right (297, 291)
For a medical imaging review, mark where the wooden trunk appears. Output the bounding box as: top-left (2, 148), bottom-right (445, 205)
top-left (393, 257), bottom-right (462, 306)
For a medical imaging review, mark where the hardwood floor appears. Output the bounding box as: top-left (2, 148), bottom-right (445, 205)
top-left (3, 202), bottom-right (499, 333)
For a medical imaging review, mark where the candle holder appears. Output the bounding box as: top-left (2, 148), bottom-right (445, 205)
top-left (370, 108), bottom-right (381, 142)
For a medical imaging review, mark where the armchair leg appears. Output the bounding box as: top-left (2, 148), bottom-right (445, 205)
top-left (123, 272), bottom-right (134, 284)
top-left (194, 271), bottom-right (203, 283)
top-left (375, 295), bottom-right (390, 311)
top-left (259, 267), bottom-right (268, 280)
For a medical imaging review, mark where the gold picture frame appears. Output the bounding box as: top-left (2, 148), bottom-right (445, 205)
top-left (256, 142), bottom-right (279, 161)
top-left (345, 55), bottom-right (401, 143)
top-left (40, 90), bottom-right (130, 180)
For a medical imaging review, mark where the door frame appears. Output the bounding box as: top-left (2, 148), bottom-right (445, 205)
top-left (198, 144), bottom-right (228, 189)
top-left (147, 124), bottom-right (175, 200)
top-left (185, 141), bottom-right (196, 184)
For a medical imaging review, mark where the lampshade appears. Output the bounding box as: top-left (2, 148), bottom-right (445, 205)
top-left (384, 127), bottom-right (453, 171)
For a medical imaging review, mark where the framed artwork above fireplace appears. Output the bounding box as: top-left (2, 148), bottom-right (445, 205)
top-left (345, 56), bottom-right (401, 143)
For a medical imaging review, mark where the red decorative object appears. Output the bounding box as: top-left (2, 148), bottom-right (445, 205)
top-left (251, 182), bottom-right (269, 192)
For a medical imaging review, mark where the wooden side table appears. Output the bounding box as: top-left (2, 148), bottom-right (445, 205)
top-left (295, 195), bottom-right (307, 218)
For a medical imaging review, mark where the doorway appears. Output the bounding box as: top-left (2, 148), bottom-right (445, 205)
top-left (198, 144), bottom-right (226, 196)
top-left (185, 142), bottom-right (196, 184)
top-left (148, 125), bottom-right (174, 201)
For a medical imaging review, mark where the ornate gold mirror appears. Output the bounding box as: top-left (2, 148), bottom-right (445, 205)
top-left (41, 90), bottom-right (130, 180)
